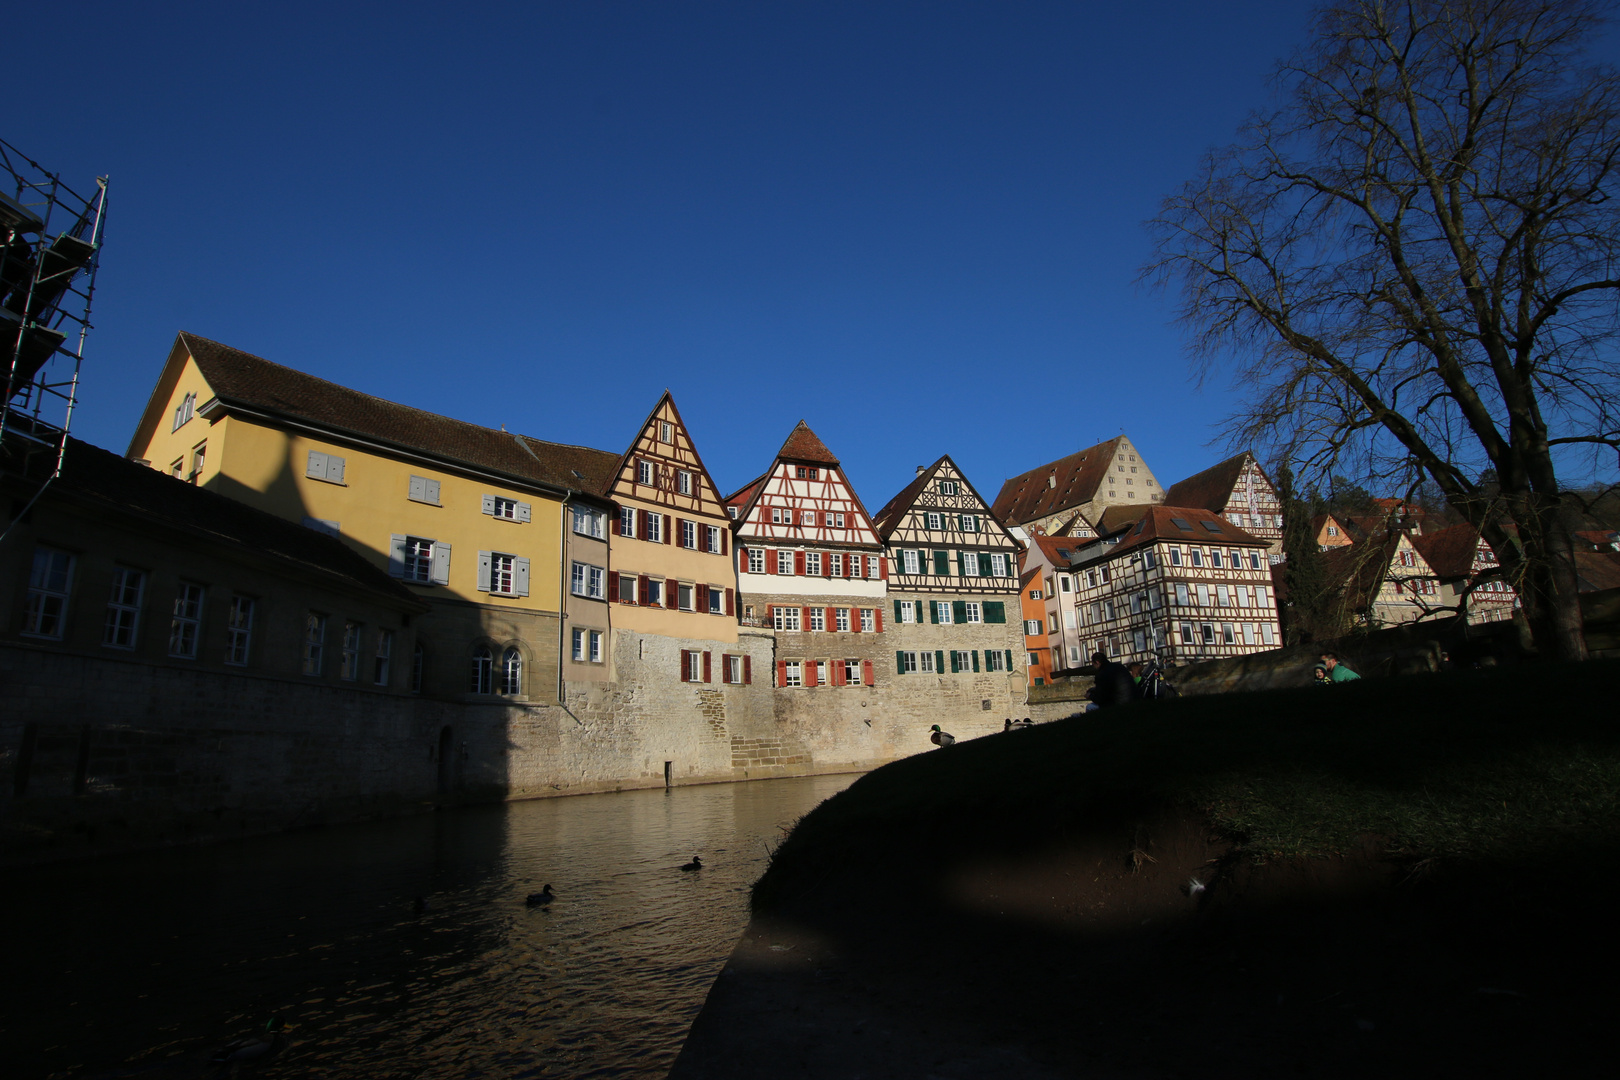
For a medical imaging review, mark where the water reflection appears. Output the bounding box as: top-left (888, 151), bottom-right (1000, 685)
top-left (2, 773), bottom-right (856, 1079)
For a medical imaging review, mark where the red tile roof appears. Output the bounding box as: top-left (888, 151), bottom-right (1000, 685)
top-left (776, 420), bottom-right (840, 465)
top-left (1161, 452), bottom-right (1253, 514)
top-left (1104, 505), bottom-right (1271, 559)
top-left (991, 436), bottom-right (1124, 526)
top-left (178, 333), bottom-right (621, 493)
top-left (1028, 534), bottom-right (1083, 567)
top-left (1412, 522), bottom-right (1484, 580)
top-left (1576, 551), bottom-right (1620, 592)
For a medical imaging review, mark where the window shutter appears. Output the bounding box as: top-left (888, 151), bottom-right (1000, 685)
top-left (893, 599), bottom-right (902, 623)
top-left (666, 579), bottom-right (678, 608)
top-left (830, 661), bottom-right (842, 687)
top-left (326, 455), bottom-right (346, 483)
top-left (477, 551), bottom-right (493, 592)
top-left (896, 651), bottom-right (906, 675)
top-left (880, 556), bottom-right (888, 580)
top-left (724, 588), bottom-right (733, 616)
top-left (482, 494), bottom-right (496, 516)
top-left (703, 651), bottom-right (712, 682)
top-left (409, 476), bottom-right (426, 502)
top-left (874, 609), bottom-right (883, 631)
top-left (517, 501), bottom-right (530, 522)
top-left (826, 606), bottom-right (836, 629)
top-left (513, 557), bottom-right (530, 597)
top-left (971, 650), bottom-right (980, 672)
top-left (1005, 649), bottom-right (1014, 671)
top-left (638, 510), bottom-right (648, 541)
top-left (950, 651), bottom-right (960, 673)
top-left (984, 601), bottom-right (1006, 623)
top-left (720, 530), bottom-right (728, 555)
top-left (675, 518), bottom-right (684, 546)
top-left (862, 659), bottom-right (873, 685)
top-left (639, 574), bottom-right (652, 604)
top-left (608, 570), bottom-right (619, 599)
top-left (743, 655), bottom-right (751, 684)
top-left (388, 534), bottom-right (407, 577)
top-left (795, 551), bottom-right (805, 575)
top-left (958, 514), bottom-right (968, 531)
top-left (427, 479), bottom-right (442, 504)
top-left (697, 583), bottom-right (709, 611)
top-left (929, 602), bottom-right (939, 624)
top-left (802, 606), bottom-right (812, 627)
top-left (431, 542), bottom-right (452, 585)
top-left (681, 650), bottom-right (691, 682)
top-left (822, 557), bottom-right (831, 578)
top-left (663, 516), bottom-right (672, 544)
top-left (953, 600), bottom-right (967, 624)
top-left (764, 548), bottom-right (776, 575)
top-left (612, 509), bottom-right (623, 536)
top-left (306, 450), bottom-right (327, 479)
top-left (933, 550), bottom-right (948, 576)
top-left (777, 660), bottom-right (787, 687)
top-left (934, 649), bottom-right (944, 674)
top-left (805, 662), bottom-right (816, 688)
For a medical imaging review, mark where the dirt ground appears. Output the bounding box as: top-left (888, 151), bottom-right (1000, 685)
top-left (669, 813), bottom-right (1616, 1078)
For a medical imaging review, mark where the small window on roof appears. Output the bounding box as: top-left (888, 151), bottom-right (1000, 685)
top-left (1057, 548), bottom-right (1070, 558)
top-left (1170, 517), bottom-right (1192, 531)
top-left (1202, 521), bottom-right (1224, 533)
top-left (1133, 520), bottom-right (1146, 535)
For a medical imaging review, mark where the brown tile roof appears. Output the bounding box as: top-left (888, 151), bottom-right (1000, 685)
top-left (1104, 505), bottom-right (1271, 559)
top-left (1577, 529), bottom-right (1620, 550)
top-left (1412, 522), bottom-right (1483, 580)
top-left (991, 436), bottom-right (1124, 526)
top-left (179, 333), bottom-right (621, 493)
top-left (1576, 551), bottom-right (1620, 592)
top-left (1161, 452), bottom-right (1253, 514)
top-left (1091, 503), bottom-right (1157, 535)
top-left (776, 420), bottom-right (840, 465)
top-left (871, 457), bottom-right (947, 538)
top-left (1028, 534), bottom-right (1083, 567)
top-left (37, 435), bottom-right (422, 605)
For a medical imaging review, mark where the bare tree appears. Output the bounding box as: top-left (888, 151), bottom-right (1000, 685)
top-left (1146, 0), bottom-right (1620, 661)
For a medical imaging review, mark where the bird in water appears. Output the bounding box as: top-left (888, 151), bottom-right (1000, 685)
top-left (209, 1016), bottom-right (285, 1072)
top-left (680, 855), bottom-right (703, 872)
top-left (930, 725), bottom-right (955, 748)
top-left (526, 884), bottom-right (555, 906)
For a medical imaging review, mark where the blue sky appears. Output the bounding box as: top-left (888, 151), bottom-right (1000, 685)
top-left (16, 0), bottom-right (1566, 508)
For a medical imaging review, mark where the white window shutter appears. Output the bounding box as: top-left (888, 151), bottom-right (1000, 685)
top-left (513, 557), bottom-right (530, 597)
top-left (388, 534), bottom-right (407, 578)
top-left (408, 476), bottom-right (425, 501)
top-left (431, 542), bottom-right (452, 585)
top-left (477, 550), bottom-right (493, 592)
top-left (517, 502), bottom-right (531, 523)
top-left (306, 450), bottom-right (327, 479)
top-left (425, 479), bottom-right (441, 505)
top-left (481, 494), bottom-right (496, 516)
top-left (326, 455), bottom-right (346, 483)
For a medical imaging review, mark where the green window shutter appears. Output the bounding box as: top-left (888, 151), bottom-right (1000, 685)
top-left (935, 650), bottom-right (945, 674)
top-left (971, 650), bottom-right (980, 672)
top-left (958, 514), bottom-right (967, 531)
top-left (929, 601), bottom-right (939, 624)
top-left (933, 550), bottom-right (948, 576)
top-left (952, 600), bottom-right (967, 624)
top-left (1005, 649), bottom-right (1014, 670)
top-left (896, 651), bottom-right (906, 675)
top-left (893, 599), bottom-right (903, 623)
top-left (984, 601), bottom-right (1006, 623)
top-left (950, 651), bottom-right (959, 673)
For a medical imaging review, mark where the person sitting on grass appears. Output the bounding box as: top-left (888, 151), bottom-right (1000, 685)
top-left (1087, 651), bottom-right (1136, 707)
top-left (1320, 651), bottom-right (1361, 683)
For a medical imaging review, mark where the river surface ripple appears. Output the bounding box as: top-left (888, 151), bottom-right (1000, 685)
top-left (3, 773), bottom-right (856, 1079)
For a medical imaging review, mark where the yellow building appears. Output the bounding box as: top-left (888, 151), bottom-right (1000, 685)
top-left (127, 333), bottom-right (620, 703)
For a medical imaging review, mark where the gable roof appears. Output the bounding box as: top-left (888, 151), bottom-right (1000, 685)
top-left (869, 454), bottom-right (1014, 543)
top-left (33, 434), bottom-right (422, 606)
top-left (1100, 505), bottom-right (1271, 560)
top-left (603, 389), bottom-right (726, 508)
top-left (159, 333), bottom-right (620, 494)
top-left (1028, 534), bottom-right (1083, 568)
top-left (777, 420), bottom-right (839, 465)
top-left (1412, 522), bottom-right (1485, 580)
top-left (991, 436), bottom-right (1125, 526)
top-left (723, 421), bottom-right (880, 544)
top-left (1162, 452), bottom-right (1254, 514)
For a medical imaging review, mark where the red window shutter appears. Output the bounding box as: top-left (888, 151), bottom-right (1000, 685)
top-left (725, 588), bottom-right (734, 616)
top-left (777, 660), bottom-right (787, 687)
top-left (680, 650), bottom-right (691, 682)
top-left (639, 509), bottom-right (649, 541)
top-left (703, 651), bottom-right (712, 682)
top-left (720, 530), bottom-right (728, 555)
top-left (639, 574), bottom-right (652, 604)
top-left (666, 578), bottom-right (678, 607)
top-left (744, 655), bottom-right (752, 684)
top-left (875, 608), bottom-right (883, 632)
top-left (844, 555), bottom-right (852, 579)
top-left (795, 551), bottom-right (805, 575)
top-left (826, 606), bottom-right (836, 629)
top-left (765, 549), bottom-right (776, 575)
top-left (607, 570), bottom-right (619, 599)
top-left (697, 583), bottom-right (709, 612)
top-left (675, 518), bottom-right (684, 547)
top-left (862, 659), bottom-right (874, 685)
top-left (831, 660), bottom-right (843, 687)
top-left (802, 606), bottom-right (812, 627)
top-left (612, 509), bottom-right (622, 537)
top-left (805, 661), bottom-right (817, 687)
top-left (880, 556), bottom-right (889, 580)
top-left (850, 610), bottom-right (860, 634)
top-left (664, 515), bottom-right (672, 544)
top-left (822, 556), bottom-right (831, 578)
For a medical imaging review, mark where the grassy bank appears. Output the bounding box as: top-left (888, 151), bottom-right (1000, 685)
top-left (755, 660), bottom-right (1620, 909)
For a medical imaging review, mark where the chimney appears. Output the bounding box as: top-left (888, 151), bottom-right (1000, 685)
top-left (916, 465), bottom-right (925, 477)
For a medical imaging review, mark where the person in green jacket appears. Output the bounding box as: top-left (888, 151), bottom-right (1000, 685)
top-left (1320, 651), bottom-right (1361, 682)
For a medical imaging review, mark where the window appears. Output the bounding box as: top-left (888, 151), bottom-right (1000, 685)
top-left (660, 421), bottom-right (674, 443)
top-left (726, 654), bottom-right (744, 683)
top-left (1262, 623), bottom-right (1276, 645)
top-left (486, 552), bottom-right (517, 595)
top-left (962, 552), bottom-right (979, 577)
top-left (590, 630), bottom-right (603, 662)
top-left (900, 600), bottom-right (917, 624)
top-left (936, 601), bottom-right (953, 624)
top-left (774, 606), bottom-right (801, 631)
top-left (620, 506), bottom-right (636, 536)
top-left (169, 583), bottom-right (205, 658)
top-left (728, 506), bottom-right (739, 519)
top-left (225, 595), bottom-right (254, 665)
top-left (338, 621), bottom-right (362, 680)
top-left (771, 507), bottom-right (786, 524)
top-left (1174, 583), bottom-right (1190, 606)
top-left (170, 459), bottom-right (183, 478)
top-left (501, 648), bottom-right (523, 694)
top-left (678, 470), bottom-right (693, 495)
top-left (706, 525), bottom-right (723, 553)
top-left (646, 513), bottom-right (664, 543)
top-left (681, 519), bottom-right (697, 548)
top-left (1030, 589), bottom-right (1043, 600)
top-left (913, 650), bottom-right (933, 673)
top-left (369, 630), bottom-right (392, 686)
top-left (402, 537), bottom-right (436, 583)
top-left (172, 391), bottom-right (196, 431)
top-left (104, 568), bottom-right (145, 648)
top-left (1169, 547), bottom-right (1183, 566)
top-left (938, 480), bottom-right (958, 495)
top-left (679, 583), bottom-right (695, 611)
top-left (867, 556), bottom-right (880, 578)
top-left (777, 550), bottom-right (794, 575)
top-left (1250, 552), bottom-right (1262, 569)
top-left (965, 602), bottom-right (982, 624)
top-left (806, 552), bottom-right (822, 576)
top-left (898, 651), bottom-right (918, 674)
top-left (801, 511), bottom-right (816, 526)
top-left (826, 511), bottom-right (844, 528)
top-left (408, 475), bottom-right (442, 505)
top-left (808, 607), bottom-right (825, 631)
top-left (618, 573), bottom-right (638, 604)
top-left (1216, 584), bottom-right (1231, 607)
top-left (927, 512), bottom-right (942, 530)
top-left (782, 660), bottom-right (803, 686)
top-left (1201, 623), bottom-right (1216, 644)
top-left (572, 506), bottom-right (605, 537)
top-left (708, 585), bottom-right (725, 614)
top-left (843, 659), bottom-right (863, 685)
top-left (188, 441), bottom-right (206, 484)
top-left (748, 548), bottom-right (765, 574)
top-left (795, 466), bottom-right (820, 480)
top-left (951, 650), bottom-right (974, 672)
top-left (991, 553), bottom-right (1008, 577)
top-left (305, 450), bottom-right (346, 484)
top-left (835, 608), bottom-right (851, 631)
top-left (1100, 566), bottom-right (1111, 585)
top-left (637, 460), bottom-right (654, 485)
top-left (412, 643), bottom-right (425, 692)
top-left (1222, 623), bottom-right (1236, 645)
top-left (1210, 549), bottom-right (1223, 568)
top-left (1190, 549), bottom-right (1204, 567)
top-left (960, 514), bottom-right (980, 532)
top-left (1025, 619), bottom-right (1041, 635)
top-left (830, 553), bottom-right (844, 576)
top-left (985, 651), bottom-right (1007, 672)
top-left (471, 646), bottom-right (493, 694)
top-left (644, 579), bottom-right (663, 606)
top-left (860, 608), bottom-right (874, 632)
top-left (571, 562), bottom-right (605, 599)
top-left (303, 614), bottom-right (327, 676)
top-left (903, 549), bottom-right (920, 574)
top-left (572, 627), bottom-right (588, 661)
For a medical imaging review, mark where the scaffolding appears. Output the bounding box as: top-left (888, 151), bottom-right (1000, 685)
top-left (1, 136), bottom-right (108, 502)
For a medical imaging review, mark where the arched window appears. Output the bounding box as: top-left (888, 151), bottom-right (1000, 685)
top-left (470, 646), bottom-right (493, 694)
top-left (501, 647), bottom-right (522, 695)
top-left (411, 642), bottom-right (425, 693)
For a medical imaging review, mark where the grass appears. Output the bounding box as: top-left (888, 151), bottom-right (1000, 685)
top-left (753, 659), bottom-right (1620, 910)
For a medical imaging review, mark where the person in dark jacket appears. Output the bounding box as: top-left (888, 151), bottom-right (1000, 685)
top-left (1087, 651), bottom-right (1136, 707)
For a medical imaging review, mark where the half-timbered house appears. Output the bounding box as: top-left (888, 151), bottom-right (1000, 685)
top-left (991, 435), bottom-right (1162, 538)
top-left (1413, 523), bottom-right (1519, 627)
top-left (727, 422), bottom-right (888, 709)
top-left (1162, 452), bottom-right (1285, 558)
top-left (870, 456), bottom-right (1025, 712)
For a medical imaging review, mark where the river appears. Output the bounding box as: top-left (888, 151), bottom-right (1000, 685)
top-left (2, 773), bottom-right (857, 1079)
